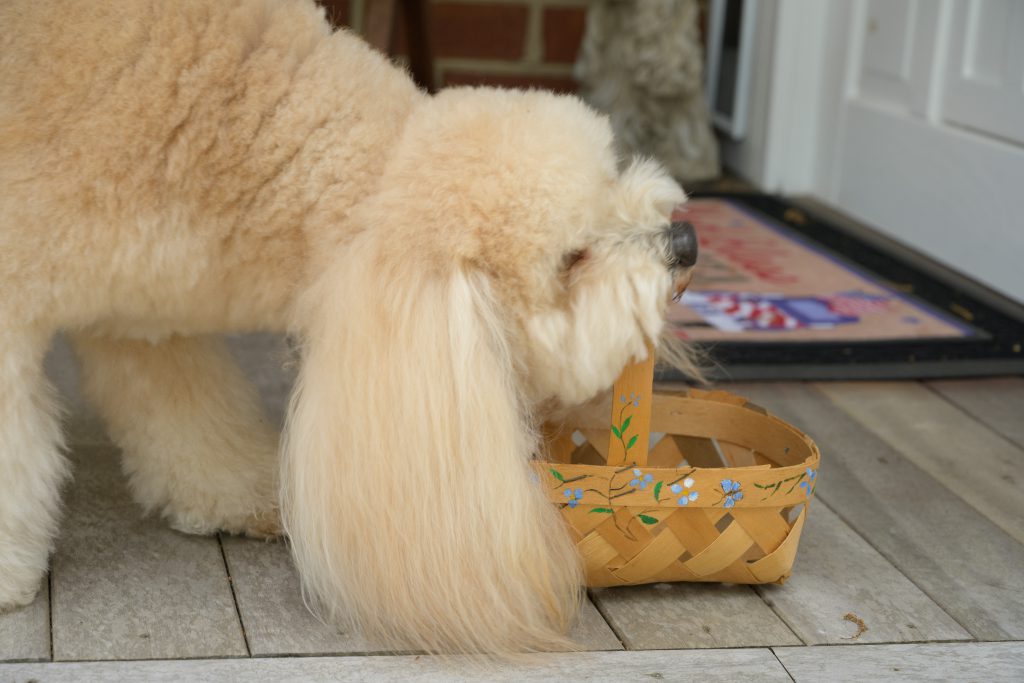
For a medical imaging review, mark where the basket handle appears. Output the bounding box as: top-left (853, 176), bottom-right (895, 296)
top-left (606, 341), bottom-right (655, 467)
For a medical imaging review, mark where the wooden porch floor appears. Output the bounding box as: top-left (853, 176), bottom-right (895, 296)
top-left (2, 335), bottom-right (1023, 681)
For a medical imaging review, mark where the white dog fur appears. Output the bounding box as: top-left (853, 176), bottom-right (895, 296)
top-left (0, 0), bottom-right (694, 655)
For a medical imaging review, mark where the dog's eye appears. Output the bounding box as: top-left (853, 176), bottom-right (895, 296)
top-left (562, 249), bottom-right (588, 270)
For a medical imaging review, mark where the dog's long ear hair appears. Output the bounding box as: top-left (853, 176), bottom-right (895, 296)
top-left (282, 230), bottom-right (583, 656)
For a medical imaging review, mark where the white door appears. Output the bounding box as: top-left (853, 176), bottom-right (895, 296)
top-left (943, 0), bottom-right (1024, 146)
top-left (819, 0), bottom-right (1024, 303)
top-left (744, 0), bottom-right (1024, 303)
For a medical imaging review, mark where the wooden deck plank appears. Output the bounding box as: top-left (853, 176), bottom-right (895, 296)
top-left (222, 535), bottom-right (622, 656)
top-left (50, 445), bottom-right (247, 661)
top-left (816, 381), bottom-right (1024, 543)
top-left (734, 381), bottom-right (1024, 641)
top-left (0, 648), bottom-right (793, 682)
top-left (570, 597), bottom-right (625, 651)
top-left (774, 642), bottom-right (1024, 682)
top-left (928, 377), bottom-right (1024, 450)
top-left (758, 503), bottom-right (970, 644)
top-left (590, 582), bottom-right (801, 649)
top-left (219, 536), bottom-right (361, 656)
top-left (0, 581), bottom-right (49, 662)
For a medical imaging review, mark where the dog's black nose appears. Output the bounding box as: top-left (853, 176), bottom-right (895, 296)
top-left (669, 221), bottom-right (698, 267)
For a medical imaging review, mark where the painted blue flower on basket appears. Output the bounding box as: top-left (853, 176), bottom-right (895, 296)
top-left (563, 488), bottom-right (584, 508)
top-left (721, 479), bottom-right (744, 508)
top-left (671, 477), bottom-right (699, 506)
top-left (620, 392), bottom-right (641, 407)
top-left (799, 468), bottom-right (817, 497)
top-left (629, 469), bottom-right (654, 490)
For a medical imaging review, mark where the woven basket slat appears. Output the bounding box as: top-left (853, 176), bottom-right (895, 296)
top-left (560, 504), bottom-right (607, 537)
top-left (674, 434), bottom-right (726, 467)
top-left (665, 508), bottom-right (722, 555)
top-left (747, 507), bottom-right (808, 583)
top-left (730, 508), bottom-right (791, 553)
top-left (610, 528), bottom-right (688, 583)
top-left (645, 398), bottom-right (804, 460)
top-left (719, 441), bottom-right (759, 467)
top-left (573, 443), bottom-right (606, 467)
top-left (717, 567), bottom-right (760, 585)
top-left (543, 425), bottom-right (576, 464)
top-left (534, 352), bottom-right (819, 587)
top-left (585, 550), bottom-right (630, 586)
top-left (650, 566), bottom-right (692, 584)
top-left (580, 429), bottom-right (612, 459)
top-left (607, 509), bottom-right (652, 556)
top-left (576, 532), bottom-right (620, 575)
top-left (682, 522), bottom-right (755, 577)
top-left (703, 560), bottom-right (758, 585)
top-left (648, 435), bottom-right (686, 467)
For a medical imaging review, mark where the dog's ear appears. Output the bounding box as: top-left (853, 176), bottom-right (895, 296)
top-left (282, 230), bottom-right (582, 655)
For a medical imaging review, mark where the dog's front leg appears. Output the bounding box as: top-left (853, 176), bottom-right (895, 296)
top-left (0, 326), bottom-right (68, 611)
top-left (71, 333), bottom-right (280, 538)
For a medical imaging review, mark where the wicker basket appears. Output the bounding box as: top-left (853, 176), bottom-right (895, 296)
top-left (533, 351), bottom-right (820, 588)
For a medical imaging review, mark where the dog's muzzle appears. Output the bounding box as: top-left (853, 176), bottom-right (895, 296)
top-left (668, 221), bottom-right (697, 299)
top-left (668, 221), bottom-right (698, 268)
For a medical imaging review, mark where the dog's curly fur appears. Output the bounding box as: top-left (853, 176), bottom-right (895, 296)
top-left (0, 0), bottom-right (693, 655)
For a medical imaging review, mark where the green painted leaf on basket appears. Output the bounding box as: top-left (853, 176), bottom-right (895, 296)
top-left (611, 425), bottom-right (621, 438)
top-left (621, 416), bottom-right (632, 433)
top-left (549, 468), bottom-right (564, 482)
top-left (653, 481), bottom-right (663, 502)
top-left (627, 434), bottom-right (638, 450)
top-left (590, 507), bottom-right (614, 514)
top-left (638, 514), bottom-right (658, 525)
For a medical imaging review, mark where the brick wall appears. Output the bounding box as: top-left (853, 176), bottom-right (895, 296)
top-left (317, 0), bottom-right (588, 93)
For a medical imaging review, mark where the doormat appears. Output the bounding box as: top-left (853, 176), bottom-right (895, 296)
top-left (661, 194), bottom-right (1024, 380)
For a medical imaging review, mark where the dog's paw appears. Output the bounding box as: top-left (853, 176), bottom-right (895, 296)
top-left (239, 507), bottom-right (283, 540)
top-left (0, 578), bottom-right (42, 613)
top-left (168, 505), bottom-right (282, 539)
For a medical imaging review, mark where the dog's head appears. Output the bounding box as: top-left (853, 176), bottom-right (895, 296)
top-left (284, 88), bottom-right (697, 657)
top-left (371, 87), bottom-right (697, 407)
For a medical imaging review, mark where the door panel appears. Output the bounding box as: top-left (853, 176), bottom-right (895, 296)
top-left (838, 100), bottom-right (1024, 300)
top-left (855, 0), bottom-right (943, 115)
top-left (943, 0), bottom-right (1024, 145)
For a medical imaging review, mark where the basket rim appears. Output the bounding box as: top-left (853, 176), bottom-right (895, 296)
top-left (534, 388), bottom-right (820, 510)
